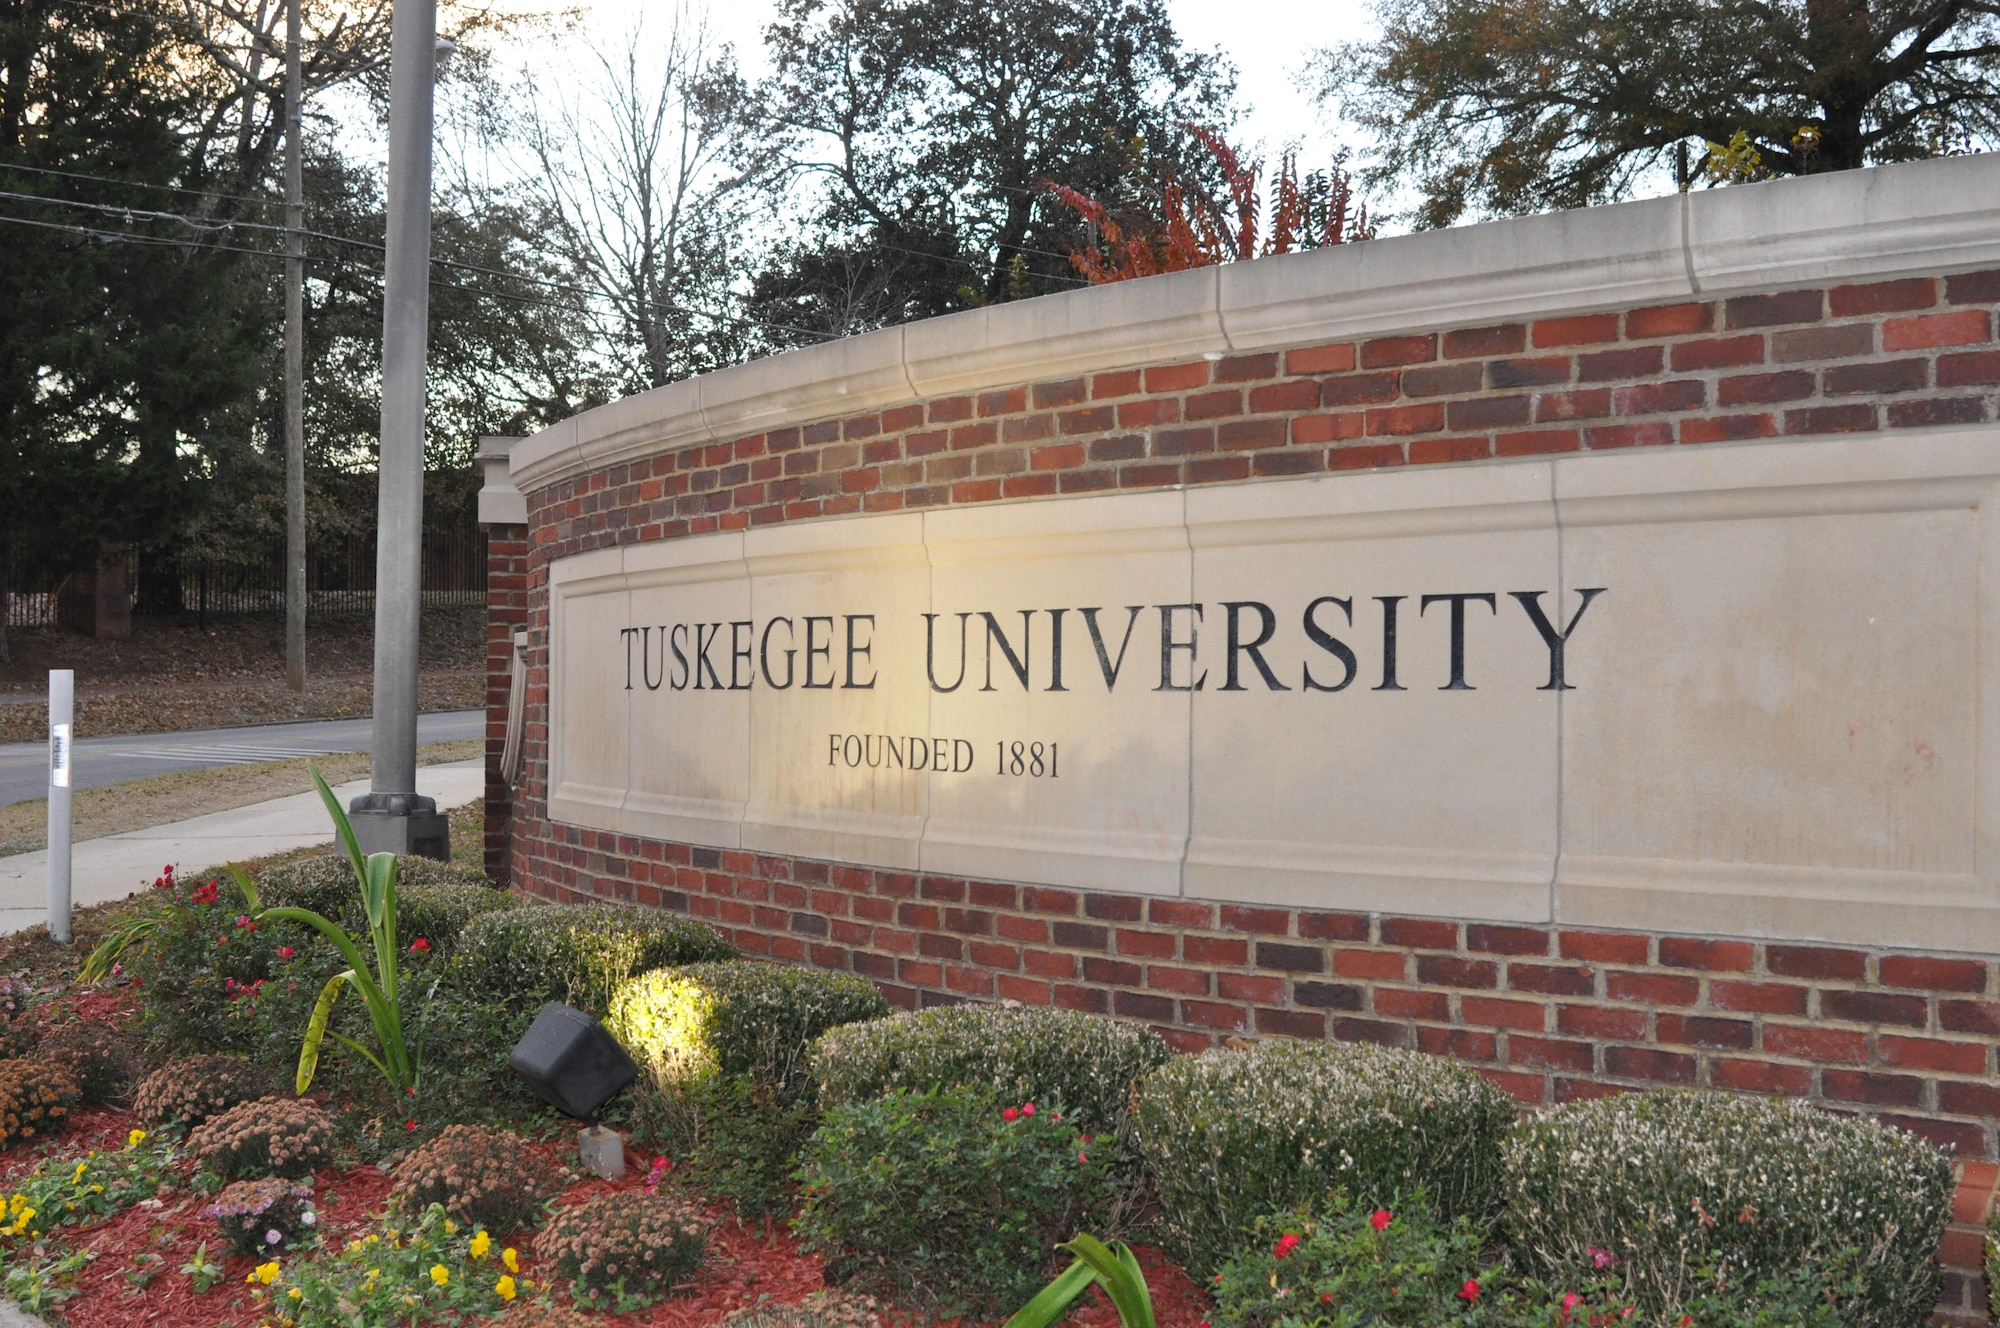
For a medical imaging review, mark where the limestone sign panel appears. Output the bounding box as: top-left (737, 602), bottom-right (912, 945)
top-left (547, 427), bottom-right (2000, 949)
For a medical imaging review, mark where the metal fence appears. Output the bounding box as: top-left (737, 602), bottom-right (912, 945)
top-left (3, 520), bottom-right (487, 630)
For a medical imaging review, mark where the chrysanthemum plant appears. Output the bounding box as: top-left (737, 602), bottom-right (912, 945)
top-left (253, 765), bottom-right (415, 1096)
top-left (1003, 1234), bottom-right (1154, 1328)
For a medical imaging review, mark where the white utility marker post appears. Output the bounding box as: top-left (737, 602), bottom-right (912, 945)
top-left (47, 669), bottom-right (72, 943)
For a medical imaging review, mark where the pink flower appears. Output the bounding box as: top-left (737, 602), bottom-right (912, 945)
top-left (1002, 1107), bottom-right (1019, 1122)
top-left (1021, 1102), bottom-right (1035, 1116)
top-left (1273, 1233), bottom-right (1300, 1259)
top-left (1369, 1209), bottom-right (1392, 1232)
top-left (276, 947), bottom-right (294, 960)
top-left (1458, 1279), bottom-right (1480, 1304)
top-left (1588, 1245), bottom-right (1615, 1269)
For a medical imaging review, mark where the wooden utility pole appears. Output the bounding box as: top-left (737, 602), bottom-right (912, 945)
top-left (283, 0), bottom-right (308, 692)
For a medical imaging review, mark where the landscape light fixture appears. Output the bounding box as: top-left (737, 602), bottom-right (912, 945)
top-left (508, 1003), bottom-right (640, 1179)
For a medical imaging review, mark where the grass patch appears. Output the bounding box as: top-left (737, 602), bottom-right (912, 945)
top-left (0, 740), bottom-right (482, 857)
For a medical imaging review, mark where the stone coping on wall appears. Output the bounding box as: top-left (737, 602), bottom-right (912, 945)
top-left (511, 153), bottom-right (2000, 495)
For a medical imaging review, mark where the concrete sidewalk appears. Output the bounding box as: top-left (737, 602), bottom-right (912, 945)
top-left (0, 760), bottom-right (485, 934)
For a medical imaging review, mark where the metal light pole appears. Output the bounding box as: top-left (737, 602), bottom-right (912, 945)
top-left (283, 0), bottom-right (307, 694)
top-left (351, 0), bottom-right (448, 859)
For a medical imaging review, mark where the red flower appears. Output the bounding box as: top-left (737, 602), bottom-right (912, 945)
top-left (1021, 1102), bottom-right (1035, 1116)
top-left (1273, 1233), bottom-right (1300, 1259)
top-left (276, 947), bottom-right (294, 960)
top-left (1458, 1279), bottom-right (1480, 1304)
top-left (405, 1119), bottom-right (418, 1131)
top-left (1369, 1209), bottom-right (1392, 1232)
top-left (1002, 1107), bottom-right (1019, 1122)
top-left (1319, 1294), bottom-right (1333, 1305)
top-left (409, 938), bottom-right (431, 953)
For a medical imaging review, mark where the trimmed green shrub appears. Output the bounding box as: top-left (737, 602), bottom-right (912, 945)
top-left (611, 962), bottom-right (886, 1218)
top-left (634, 1073), bottom-right (819, 1220)
top-left (609, 961), bottom-right (888, 1103)
top-left (795, 1086), bottom-right (1116, 1315)
top-left (1211, 1190), bottom-right (1868, 1328)
top-left (1505, 1090), bottom-right (1952, 1327)
top-left (452, 905), bottom-right (734, 1015)
top-left (259, 857), bottom-right (513, 956)
top-left (811, 1002), bottom-right (1170, 1139)
top-left (1131, 1038), bottom-right (1516, 1279)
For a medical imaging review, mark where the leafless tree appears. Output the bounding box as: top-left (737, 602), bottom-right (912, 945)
top-left (516, 3), bottom-right (767, 392)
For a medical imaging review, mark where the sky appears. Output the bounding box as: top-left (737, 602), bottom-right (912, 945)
top-left (541, 0), bottom-right (1384, 161)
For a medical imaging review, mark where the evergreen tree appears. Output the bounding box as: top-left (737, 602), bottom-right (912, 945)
top-left (1320, 0), bottom-right (2000, 228)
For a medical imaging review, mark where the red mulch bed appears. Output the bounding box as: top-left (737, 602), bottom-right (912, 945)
top-left (6, 1111), bottom-right (1211, 1328)
top-left (2, 992), bottom-right (1212, 1328)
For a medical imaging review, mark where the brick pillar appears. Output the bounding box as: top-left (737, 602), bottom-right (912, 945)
top-left (483, 526), bottom-right (528, 883)
top-left (56, 541), bottom-right (130, 638)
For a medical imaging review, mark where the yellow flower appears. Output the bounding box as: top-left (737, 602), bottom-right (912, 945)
top-left (429, 1264), bottom-right (449, 1287)
top-left (469, 1230), bottom-right (491, 1259)
top-left (287, 1287), bottom-right (302, 1300)
top-left (254, 1260), bottom-right (281, 1285)
top-left (494, 1274), bottom-right (517, 1302)
top-left (443, 1218), bottom-right (458, 1235)
top-left (364, 1234), bottom-right (379, 1245)
top-left (71, 1161), bottom-right (87, 1184)
top-left (501, 1247), bottom-right (518, 1273)
top-left (126, 1129), bottom-right (146, 1150)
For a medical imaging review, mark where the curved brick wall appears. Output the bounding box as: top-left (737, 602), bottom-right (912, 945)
top-left (490, 161), bottom-right (2000, 1319)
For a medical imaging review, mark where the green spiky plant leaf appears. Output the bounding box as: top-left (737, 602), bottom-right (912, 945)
top-left (1002, 1235), bottom-right (1155, 1328)
top-left (253, 764), bottom-right (415, 1096)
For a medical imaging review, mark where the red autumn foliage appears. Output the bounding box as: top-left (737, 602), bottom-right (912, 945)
top-left (1048, 126), bottom-right (1374, 284)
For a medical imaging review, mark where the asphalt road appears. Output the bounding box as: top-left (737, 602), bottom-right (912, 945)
top-left (0, 710), bottom-right (485, 811)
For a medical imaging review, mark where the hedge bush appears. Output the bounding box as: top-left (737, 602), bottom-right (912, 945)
top-left (259, 857), bottom-right (513, 956)
top-left (608, 962), bottom-right (887, 1104)
top-left (1130, 1038), bottom-right (1516, 1279)
top-left (811, 1003), bottom-right (1170, 1138)
top-left (1505, 1090), bottom-right (1953, 1328)
top-left (610, 962), bottom-right (885, 1219)
top-left (795, 1086), bottom-right (1115, 1315)
top-left (259, 854), bottom-right (491, 916)
top-left (452, 905), bottom-right (734, 1015)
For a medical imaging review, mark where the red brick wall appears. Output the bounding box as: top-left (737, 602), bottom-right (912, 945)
top-left (500, 269), bottom-right (2000, 1321)
top-left (482, 525), bottom-right (528, 882)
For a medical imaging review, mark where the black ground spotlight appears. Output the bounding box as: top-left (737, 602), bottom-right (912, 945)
top-left (508, 1002), bottom-right (639, 1120)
